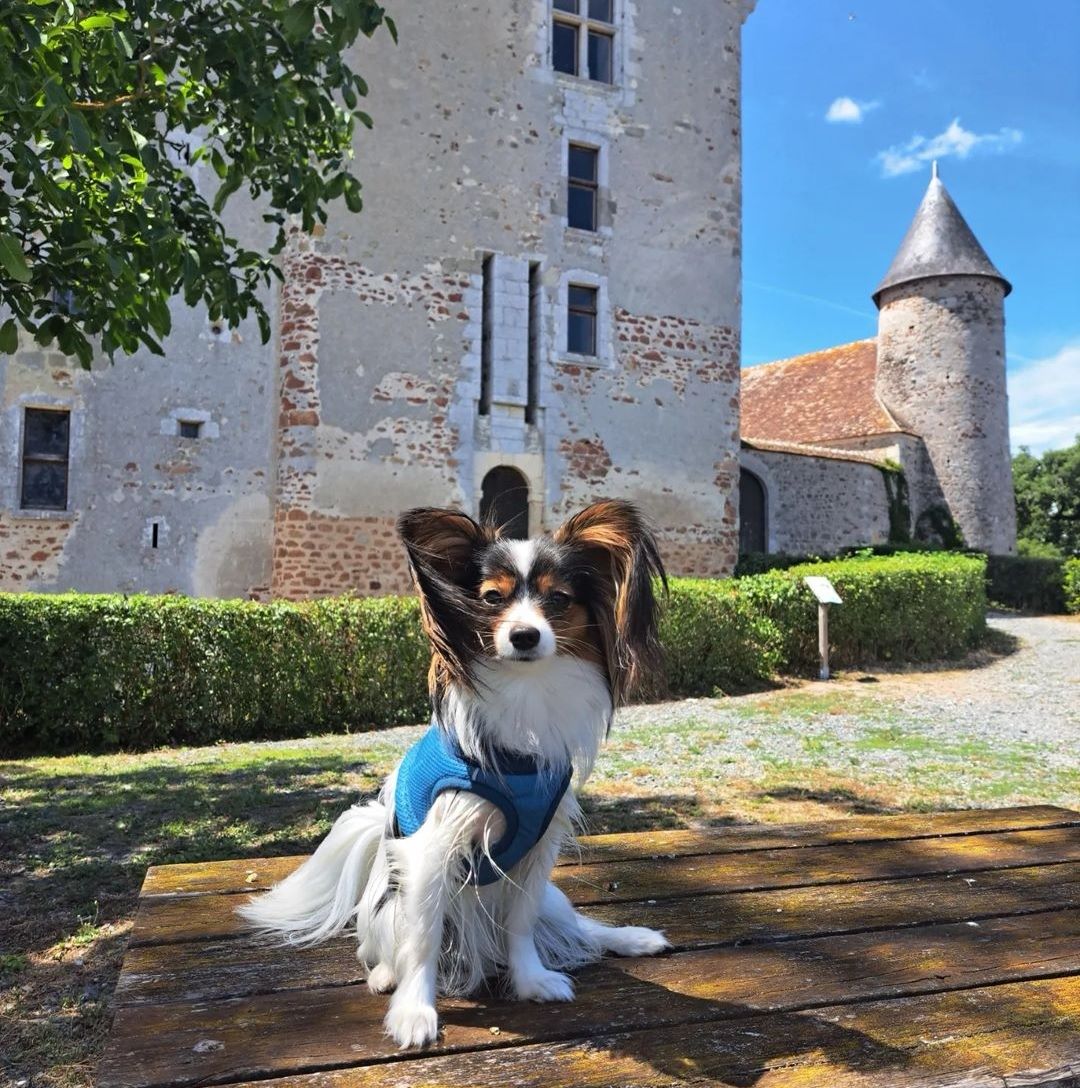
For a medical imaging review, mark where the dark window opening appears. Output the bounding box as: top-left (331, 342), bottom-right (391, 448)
top-left (568, 144), bottom-right (599, 231)
top-left (587, 30), bottom-right (614, 83)
top-left (526, 262), bottom-right (541, 425)
top-left (21, 408), bottom-right (70, 511)
top-left (151, 523), bottom-right (160, 549)
top-left (552, 20), bottom-right (578, 75)
top-left (179, 420), bottom-right (202, 439)
top-left (567, 284), bottom-right (598, 356)
top-left (552, 0), bottom-right (614, 83)
top-left (739, 469), bottom-right (767, 555)
top-left (479, 254), bottom-right (494, 416)
top-left (480, 466), bottom-right (529, 540)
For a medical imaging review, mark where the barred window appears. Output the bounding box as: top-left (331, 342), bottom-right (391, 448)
top-left (567, 284), bottom-right (598, 356)
top-left (552, 0), bottom-right (615, 84)
top-left (568, 144), bottom-right (599, 231)
top-left (21, 408), bottom-right (70, 511)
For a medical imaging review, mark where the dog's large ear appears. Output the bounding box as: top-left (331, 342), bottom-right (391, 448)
top-left (397, 508), bottom-right (492, 690)
top-left (554, 499), bottom-right (666, 704)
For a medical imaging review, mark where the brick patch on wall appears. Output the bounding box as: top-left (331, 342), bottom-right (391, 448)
top-left (0, 514), bottom-right (76, 587)
top-left (270, 508), bottom-right (414, 598)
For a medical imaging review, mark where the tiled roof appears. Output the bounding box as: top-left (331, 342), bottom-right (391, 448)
top-left (741, 438), bottom-right (888, 466)
top-left (741, 338), bottom-right (905, 445)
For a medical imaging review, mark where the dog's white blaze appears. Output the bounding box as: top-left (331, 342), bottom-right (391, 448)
top-left (494, 599), bottom-right (556, 659)
top-left (504, 537), bottom-right (537, 580)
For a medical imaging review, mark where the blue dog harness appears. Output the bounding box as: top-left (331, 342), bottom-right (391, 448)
top-left (393, 725), bottom-right (571, 886)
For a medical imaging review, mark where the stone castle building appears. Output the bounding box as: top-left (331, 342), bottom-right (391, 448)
top-left (0, 3), bottom-right (1015, 600)
top-left (1, 0), bottom-right (751, 598)
top-left (739, 165), bottom-right (1017, 559)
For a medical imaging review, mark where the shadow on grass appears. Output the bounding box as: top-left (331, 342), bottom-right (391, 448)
top-left (752, 785), bottom-right (904, 816)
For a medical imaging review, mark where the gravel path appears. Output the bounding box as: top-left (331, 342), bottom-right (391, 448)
top-left (191, 612), bottom-right (1080, 826)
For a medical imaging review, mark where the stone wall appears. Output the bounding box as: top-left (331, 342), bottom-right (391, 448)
top-left (0, 0), bottom-right (749, 598)
top-left (740, 447), bottom-right (893, 556)
top-left (876, 276), bottom-right (1017, 554)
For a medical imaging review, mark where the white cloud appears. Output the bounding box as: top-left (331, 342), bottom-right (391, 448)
top-left (877, 118), bottom-right (1023, 178)
top-left (825, 96), bottom-right (880, 124)
top-left (1008, 342), bottom-right (1080, 454)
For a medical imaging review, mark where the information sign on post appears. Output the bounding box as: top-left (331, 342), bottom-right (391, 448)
top-left (803, 576), bottom-right (843, 680)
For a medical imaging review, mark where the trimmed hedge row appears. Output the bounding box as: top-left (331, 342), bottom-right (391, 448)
top-left (984, 554), bottom-right (1080, 614)
top-left (1066, 559), bottom-right (1080, 615)
top-left (0, 553), bottom-right (988, 755)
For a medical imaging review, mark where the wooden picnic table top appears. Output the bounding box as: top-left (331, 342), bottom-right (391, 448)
top-left (98, 804), bottom-right (1080, 1088)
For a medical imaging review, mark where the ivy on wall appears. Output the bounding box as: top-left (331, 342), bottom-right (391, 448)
top-left (879, 462), bottom-right (912, 545)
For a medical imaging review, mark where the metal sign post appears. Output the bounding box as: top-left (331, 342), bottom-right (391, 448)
top-left (803, 576), bottom-right (843, 681)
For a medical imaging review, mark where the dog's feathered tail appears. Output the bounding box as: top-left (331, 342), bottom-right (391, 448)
top-left (237, 800), bottom-right (386, 946)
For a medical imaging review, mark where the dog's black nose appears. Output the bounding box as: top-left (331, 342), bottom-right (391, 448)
top-left (509, 626), bottom-right (541, 651)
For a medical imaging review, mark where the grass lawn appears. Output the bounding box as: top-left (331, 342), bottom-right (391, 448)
top-left (3, 655), bottom-right (1078, 1088)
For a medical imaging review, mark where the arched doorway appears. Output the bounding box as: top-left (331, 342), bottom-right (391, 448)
top-left (480, 466), bottom-right (529, 539)
top-left (739, 468), bottom-right (767, 554)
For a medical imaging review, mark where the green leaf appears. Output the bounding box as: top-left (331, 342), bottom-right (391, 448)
top-left (78, 14), bottom-right (117, 30)
top-left (0, 234), bottom-right (31, 283)
top-left (282, 2), bottom-right (316, 40)
top-left (0, 318), bottom-right (18, 354)
top-left (67, 109), bottom-right (93, 154)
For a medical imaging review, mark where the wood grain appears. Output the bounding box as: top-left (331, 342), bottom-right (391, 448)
top-left (129, 826), bottom-right (1080, 949)
top-left (98, 908), bottom-right (1080, 1088)
top-left (117, 862), bottom-right (1080, 1006)
top-left (138, 805), bottom-right (1080, 897)
top-left (194, 973), bottom-right (1080, 1088)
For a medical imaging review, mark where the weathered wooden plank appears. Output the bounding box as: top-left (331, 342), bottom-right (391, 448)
top-left (128, 826), bottom-right (1080, 948)
top-left (117, 861), bottom-right (1080, 1004)
top-left (161, 973), bottom-right (1080, 1088)
top-left (137, 805), bottom-right (1080, 897)
top-left (97, 908), bottom-right (1080, 1088)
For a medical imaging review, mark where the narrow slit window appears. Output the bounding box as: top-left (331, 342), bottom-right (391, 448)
top-left (552, 0), bottom-right (615, 84)
top-left (526, 263), bottom-right (541, 425)
top-left (479, 254), bottom-right (494, 416)
top-left (567, 144), bottom-right (599, 231)
top-left (567, 285), bottom-right (598, 356)
top-left (21, 408), bottom-right (70, 511)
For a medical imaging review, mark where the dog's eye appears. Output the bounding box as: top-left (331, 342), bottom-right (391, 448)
top-left (481, 589), bottom-right (504, 605)
top-left (549, 590), bottom-right (573, 608)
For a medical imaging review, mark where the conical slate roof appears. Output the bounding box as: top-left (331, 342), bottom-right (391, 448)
top-left (872, 167), bottom-right (1010, 306)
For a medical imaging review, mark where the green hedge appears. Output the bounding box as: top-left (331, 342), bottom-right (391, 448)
top-left (0, 594), bottom-right (430, 755)
top-left (1065, 559), bottom-right (1080, 615)
top-left (985, 555), bottom-right (1068, 613)
top-left (0, 553), bottom-right (989, 755)
top-left (740, 553), bottom-right (987, 671)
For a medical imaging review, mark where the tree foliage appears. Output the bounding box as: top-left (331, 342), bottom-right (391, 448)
top-left (1013, 437), bottom-right (1080, 557)
top-left (0, 0), bottom-right (395, 366)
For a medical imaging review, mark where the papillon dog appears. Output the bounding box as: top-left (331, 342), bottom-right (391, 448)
top-left (239, 499), bottom-right (670, 1048)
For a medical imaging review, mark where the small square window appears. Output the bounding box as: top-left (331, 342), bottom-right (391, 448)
top-left (567, 285), bottom-right (598, 356)
top-left (588, 0), bottom-right (613, 22)
top-left (21, 408), bottom-right (70, 511)
top-left (587, 30), bottom-right (614, 83)
top-left (552, 19), bottom-right (578, 75)
top-left (567, 144), bottom-right (599, 231)
top-left (179, 420), bottom-right (202, 439)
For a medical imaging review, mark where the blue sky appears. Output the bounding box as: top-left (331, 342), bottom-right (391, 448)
top-left (742, 0), bottom-right (1080, 453)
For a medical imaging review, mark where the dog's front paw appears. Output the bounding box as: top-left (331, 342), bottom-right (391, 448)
top-left (367, 962), bottom-right (397, 994)
top-left (607, 925), bottom-right (671, 957)
top-left (513, 967), bottom-right (575, 1003)
top-left (384, 999), bottom-right (439, 1049)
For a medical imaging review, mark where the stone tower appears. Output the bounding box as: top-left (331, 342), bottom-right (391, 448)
top-left (873, 165), bottom-right (1017, 554)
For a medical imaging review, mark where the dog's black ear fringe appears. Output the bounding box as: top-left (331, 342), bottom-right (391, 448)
top-left (554, 499), bottom-right (667, 706)
top-left (396, 508), bottom-right (493, 698)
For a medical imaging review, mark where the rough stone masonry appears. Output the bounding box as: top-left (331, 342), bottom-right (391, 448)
top-left (0, 0), bottom-right (754, 598)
